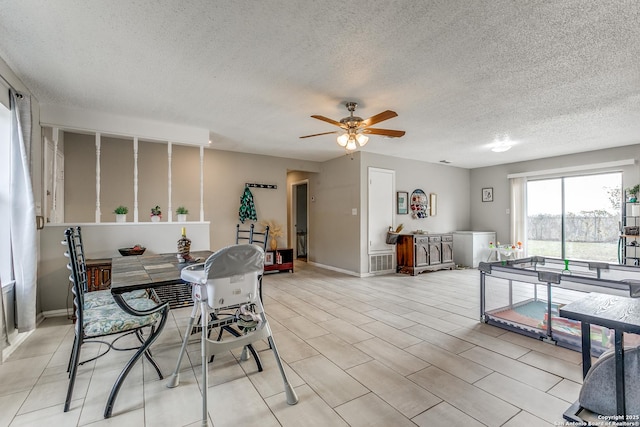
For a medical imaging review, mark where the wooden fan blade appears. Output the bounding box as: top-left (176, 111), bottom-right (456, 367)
top-left (299, 131), bottom-right (338, 139)
top-left (360, 110), bottom-right (398, 127)
top-left (311, 115), bottom-right (345, 128)
top-left (362, 128), bottom-right (405, 138)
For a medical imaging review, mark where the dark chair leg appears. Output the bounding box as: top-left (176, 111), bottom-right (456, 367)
top-left (135, 329), bottom-right (163, 379)
top-left (104, 305), bottom-right (169, 418)
top-left (64, 335), bottom-right (82, 412)
top-left (221, 325), bottom-right (263, 372)
top-left (67, 332), bottom-right (78, 374)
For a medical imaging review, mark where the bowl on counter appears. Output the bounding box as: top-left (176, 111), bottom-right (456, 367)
top-left (118, 247), bottom-right (146, 256)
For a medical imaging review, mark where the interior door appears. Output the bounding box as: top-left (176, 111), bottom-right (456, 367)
top-left (368, 167), bottom-right (395, 253)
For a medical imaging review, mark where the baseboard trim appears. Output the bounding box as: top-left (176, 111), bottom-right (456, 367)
top-left (307, 261), bottom-right (372, 278)
top-left (42, 309), bottom-right (72, 318)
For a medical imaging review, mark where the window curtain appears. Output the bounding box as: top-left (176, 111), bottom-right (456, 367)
top-left (0, 278), bottom-right (6, 363)
top-left (10, 89), bottom-right (37, 333)
top-left (510, 177), bottom-right (527, 256)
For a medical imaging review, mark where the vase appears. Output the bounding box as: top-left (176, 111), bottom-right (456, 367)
top-left (270, 238), bottom-right (278, 250)
top-left (151, 215), bottom-right (161, 222)
top-left (177, 214), bottom-right (187, 222)
top-left (115, 214), bottom-right (126, 223)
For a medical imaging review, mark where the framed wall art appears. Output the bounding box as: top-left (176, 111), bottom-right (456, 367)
top-left (265, 251), bottom-right (274, 265)
top-left (430, 193), bottom-right (437, 216)
top-left (482, 187), bottom-right (494, 202)
top-left (397, 191), bottom-right (408, 214)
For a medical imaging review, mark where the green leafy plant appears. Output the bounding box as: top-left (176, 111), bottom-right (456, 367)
top-left (114, 205), bottom-right (128, 214)
top-left (626, 184), bottom-right (640, 198)
top-left (151, 205), bottom-right (162, 216)
top-left (176, 206), bottom-right (189, 215)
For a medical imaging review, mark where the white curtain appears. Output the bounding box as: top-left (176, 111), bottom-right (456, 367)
top-left (0, 278), bottom-right (7, 362)
top-left (10, 90), bottom-right (37, 333)
top-left (510, 177), bottom-right (527, 256)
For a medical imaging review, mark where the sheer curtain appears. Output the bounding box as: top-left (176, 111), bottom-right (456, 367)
top-left (510, 177), bottom-right (527, 256)
top-left (10, 89), bottom-right (37, 333)
top-left (0, 278), bottom-right (6, 362)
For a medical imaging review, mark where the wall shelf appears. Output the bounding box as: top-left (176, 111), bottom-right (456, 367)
top-left (264, 248), bottom-right (294, 273)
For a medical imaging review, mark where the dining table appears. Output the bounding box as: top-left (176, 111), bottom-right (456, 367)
top-left (105, 250), bottom-right (211, 418)
top-left (559, 293), bottom-right (640, 423)
top-left (110, 250), bottom-right (212, 296)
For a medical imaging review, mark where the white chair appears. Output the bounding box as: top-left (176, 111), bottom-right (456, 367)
top-left (167, 244), bottom-right (298, 426)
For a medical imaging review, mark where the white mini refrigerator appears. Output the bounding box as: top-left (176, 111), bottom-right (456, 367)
top-left (452, 231), bottom-right (496, 268)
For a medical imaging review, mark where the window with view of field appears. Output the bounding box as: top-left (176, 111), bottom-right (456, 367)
top-left (526, 172), bottom-right (621, 262)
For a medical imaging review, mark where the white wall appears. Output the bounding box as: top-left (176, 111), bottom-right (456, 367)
top-left (359, 152), bottom-right (472, 274)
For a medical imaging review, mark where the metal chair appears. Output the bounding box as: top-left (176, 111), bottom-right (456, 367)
top-left (63, 227), bottom-right (169, 418)
top-left (236, 223), bottom-right (270, 300)
top-left (236, 223), bottom-right (270, 250)
top-left (167, 244), bottom-right (298, 426)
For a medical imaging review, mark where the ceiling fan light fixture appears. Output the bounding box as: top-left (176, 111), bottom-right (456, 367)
top-left (304, 102), bottom-right (404, 153)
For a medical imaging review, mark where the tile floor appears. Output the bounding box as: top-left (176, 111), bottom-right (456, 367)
top-left (0, 262), bottom-right (592, 426)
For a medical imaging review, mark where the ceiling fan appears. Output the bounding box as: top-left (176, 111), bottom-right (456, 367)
top-left (300, 102), bottom-right (405, 152)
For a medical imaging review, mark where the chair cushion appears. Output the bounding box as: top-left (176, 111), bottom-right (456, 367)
top-left (83, 297), bottom-right (162, 337)
top-left (83, 289), bottom-right (148, 309)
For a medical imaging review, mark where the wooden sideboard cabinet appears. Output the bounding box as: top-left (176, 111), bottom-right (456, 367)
top-left (397, 234), bottom-right (455, 275)
top-left (86, 258), bottom-right (112, 291)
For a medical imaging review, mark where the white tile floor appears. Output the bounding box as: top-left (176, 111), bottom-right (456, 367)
top-left (1, 262), bottom-right (591, 426)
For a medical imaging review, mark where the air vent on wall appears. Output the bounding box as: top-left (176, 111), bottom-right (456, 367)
top-left (370, 253), bottom-right (394, 273)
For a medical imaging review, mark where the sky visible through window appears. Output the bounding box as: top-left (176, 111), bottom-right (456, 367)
top-left (527, 173), bottom-right (621, 216)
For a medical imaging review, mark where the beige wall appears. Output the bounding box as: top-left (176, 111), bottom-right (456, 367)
top-left (63, 132), bottom-right (321, 251)
top-left (309, 153), bottom-right (362, 272)
top-left (61, 131), bottom-right (476, 277)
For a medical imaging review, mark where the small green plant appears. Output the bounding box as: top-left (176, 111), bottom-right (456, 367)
top-left (151, 205), bottom-right (162, 216)
top-left (176, 206), bottom-right (189, 215)
top-left (114, 205), bottom-right (128, 214)
top-left (626, 184), bottom-right (640, 198)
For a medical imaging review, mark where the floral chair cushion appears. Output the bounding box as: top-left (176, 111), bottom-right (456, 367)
top-left (83, 289), bottom-right (149, 310)
top-left (83, 297), bottom-right (162, 337)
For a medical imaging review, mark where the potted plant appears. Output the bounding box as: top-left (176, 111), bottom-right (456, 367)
top-left (176, 206), bottom-right (189, 222)
top-left (114, 205), bottom-right (128, 223)
top-left (150, 205), bottom-right (162, 222)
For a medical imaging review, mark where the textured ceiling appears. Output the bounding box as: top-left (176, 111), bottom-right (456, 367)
top-left (0, 1), bottom-right (639, 168)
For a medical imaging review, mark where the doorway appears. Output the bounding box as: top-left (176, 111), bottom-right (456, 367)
top-left (291, 180), bottom-right (309, 261)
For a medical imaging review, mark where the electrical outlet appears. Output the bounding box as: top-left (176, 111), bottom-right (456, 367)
top-left (352, 208), bottom-right (358, 215)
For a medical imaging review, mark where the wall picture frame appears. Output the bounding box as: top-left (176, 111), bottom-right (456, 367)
top-left (482, 187), bottom-right (494, 202)
top-left (265, 251), bottom-right (274, 265)
top-left (397, 191), bottom-right (409, 214)
top-left (430, 193), bottom-right (437, 216)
